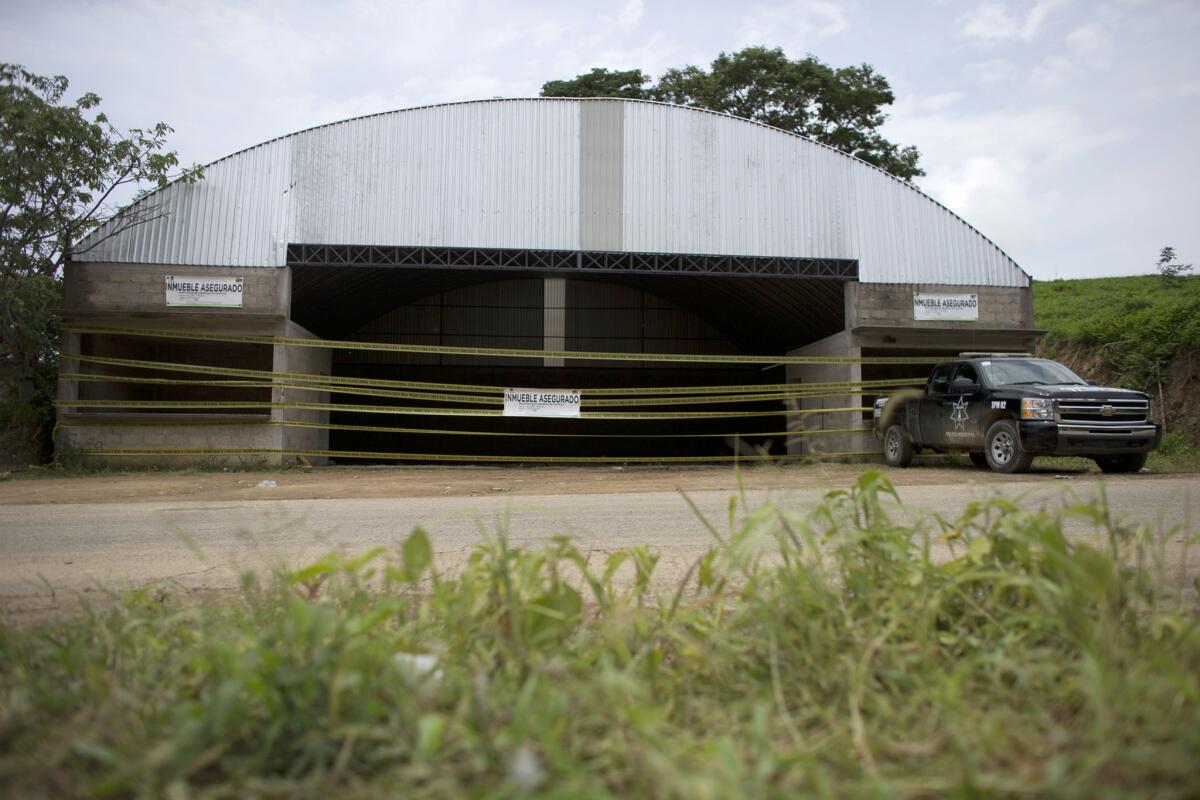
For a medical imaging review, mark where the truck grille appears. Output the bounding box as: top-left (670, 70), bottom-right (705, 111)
top-left (1057, 399), bottom-right (1149, 426)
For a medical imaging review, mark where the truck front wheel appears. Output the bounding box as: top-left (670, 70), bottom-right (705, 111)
top-left (883, 424), bottom-right (914, 467)
top-left (1094, 453), bottom-right (1148, 474)
top-left (984, 420), bottom-right (1033, 473)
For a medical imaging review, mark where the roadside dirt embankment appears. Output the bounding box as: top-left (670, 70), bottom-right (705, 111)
top-left (1037, 344), bottom-right (1200, 445)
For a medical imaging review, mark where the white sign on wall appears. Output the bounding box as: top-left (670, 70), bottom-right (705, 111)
top-left (913, 292), bottom-right (978, 322)
top-left (165, 276), bottom-right (244, 308)
top-left (503, 388), bottom-right (581, 418)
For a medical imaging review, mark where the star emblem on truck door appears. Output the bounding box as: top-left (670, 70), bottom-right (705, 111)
top-left (950, 396), bottom-right (970, 430)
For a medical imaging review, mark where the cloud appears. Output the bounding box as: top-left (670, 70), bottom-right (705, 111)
top-left (1029, 20), bottom-right (1114, 87)
top-left (4, 0), bottom-right (1193, 280)
top-left (613, 0), bottom-right (645, 31)
top-left (1029, 54), bottom-right (1078, 88)
top-left (937, 156), bottom-right (1064, 252)
top-left (1135, 78), bottom-right (1200, 103)
top-left (2, 0), bottom-right (692, 165)
top-left (735, 1), bottom-right (850, 50)
top-left (1171, 80), bottom-right (1200, 98)
top-left (886, 97), bottom-right (1136, 260)
top-left (965, 58), bottom-right (1017, 83)
top-left (903, 91), bottom-right (967, 114)
top-left (959, 0), bottom-right (1066, 43)
top-left (1065, 21), bottom-right (1113, 59)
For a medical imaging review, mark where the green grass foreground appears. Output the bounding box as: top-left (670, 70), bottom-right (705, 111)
top-left (2, 474), bottom-right (1198, 798)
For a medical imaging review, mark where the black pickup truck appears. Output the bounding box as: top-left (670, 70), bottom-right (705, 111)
top-left (873, 355), bottom-right (1162, 473)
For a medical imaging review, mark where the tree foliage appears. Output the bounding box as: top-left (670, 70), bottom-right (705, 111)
top-left (0, 64), bottom-right (201, 281)
top-left (1155, 245), bottom-right (1192, 285)
top-left (0, 64), bottom-right (200, 444)
top-left (541, 47), bottom-right (923, 180)
top-left (540, 68), bottom-right (653, 100)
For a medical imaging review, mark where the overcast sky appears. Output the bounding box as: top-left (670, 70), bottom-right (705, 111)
top-left (3, 0), bottom-right (1197, 280)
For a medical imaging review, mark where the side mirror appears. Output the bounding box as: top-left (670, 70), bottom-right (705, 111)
top-left (952, 379), bottom-right (980, 394)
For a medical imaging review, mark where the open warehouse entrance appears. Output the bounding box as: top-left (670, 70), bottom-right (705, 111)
top-left (287, 249), bottom-right (853, 461)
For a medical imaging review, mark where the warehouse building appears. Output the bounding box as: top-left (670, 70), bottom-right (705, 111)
top-left (57, 98), bottom-right (1040, 464)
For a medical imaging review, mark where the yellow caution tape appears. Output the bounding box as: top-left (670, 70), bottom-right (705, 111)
top-left (585, 392), bottom-right (856, 407)
top-left (60, 372), bottom-right (890, 407)
top-left (63, 373), bottom-right (275, 389)
top-left (57, 416), bottom-right (871, 440)
top-left (55, 398), bottom-right (871, 419)
top-left (58, 418), bottom-right (269, 428)
top-left (65, 324), bottom-right (943, 366)
top-left (62, 353), bottom-right (924, 395)
top-left (61, 373), bottom-right (501, 406)
top-left (64, 353), bottom-right (504, 393)
top-left (76, 447), bottom-right (880, 464)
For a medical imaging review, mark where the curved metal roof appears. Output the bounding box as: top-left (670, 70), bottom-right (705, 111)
top-left (74, 98), bottom-right (1028, 287)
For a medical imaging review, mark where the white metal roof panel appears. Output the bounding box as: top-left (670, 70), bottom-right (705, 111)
top-left (74, 98), bottom-right (1028, 287)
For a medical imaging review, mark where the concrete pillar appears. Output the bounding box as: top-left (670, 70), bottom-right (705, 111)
top-left (53, 331), bottom-right (82, 455)
top-left (274, 321), bottom-right (331, 465)
top-left (785, 330), bottom-right (871, 457)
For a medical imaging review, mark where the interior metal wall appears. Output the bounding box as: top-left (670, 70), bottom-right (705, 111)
top-left (327, 276), bottom-right (784, 460)
top-left (337, 277), bottom-right (739, 369)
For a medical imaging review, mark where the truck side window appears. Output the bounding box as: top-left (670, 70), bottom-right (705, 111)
top-left (928, 364), bottom-right (953, 395)
top-left (952, 363), bottom-right (979, 391)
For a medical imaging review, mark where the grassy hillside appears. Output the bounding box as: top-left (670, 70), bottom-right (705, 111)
top-left (1034, 273), bottom-right (1200, 450)
top-left (1034, 274), bottom-right (1200, 377)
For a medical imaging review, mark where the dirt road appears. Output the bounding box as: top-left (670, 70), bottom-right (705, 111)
top-left (1, 463), bottom-right (1196, 622)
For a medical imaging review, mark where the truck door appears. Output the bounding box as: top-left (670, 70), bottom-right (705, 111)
top-left (944, 362), bottom-right (985, 449)
top-left (919, 363), bottom-right (955, 448)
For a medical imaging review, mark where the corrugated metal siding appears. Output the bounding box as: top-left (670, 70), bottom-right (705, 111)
top-left (73, 98), bottom-right (1027, 287)
top-left (78, 138), bottom-right (293, 266)
top-left (619, 102), bottom-right (1024, 286)
top-left (620, 103), bottom-right (859, 262)
top-left (288, 100), bottom-right (579, 250)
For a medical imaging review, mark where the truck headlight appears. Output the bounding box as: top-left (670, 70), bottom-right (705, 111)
top-left (1020, 397), bottom-right (1054, 420)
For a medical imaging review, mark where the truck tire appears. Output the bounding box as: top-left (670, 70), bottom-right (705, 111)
top-left (883, 424), bottom-right (914, 467)
top-left (984, 420), bottom-right (1033, 473)
top-left (1094, 453), bottom-right (1148, 474)
top-left (968, 452), bottom-right (988, 468)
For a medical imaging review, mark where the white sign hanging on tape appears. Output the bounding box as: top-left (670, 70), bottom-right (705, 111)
top-left (503, 388), bottom-right (582, 418)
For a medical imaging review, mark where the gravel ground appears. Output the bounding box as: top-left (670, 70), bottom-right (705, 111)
top-left (1, 462), bottom-right (1195, 623)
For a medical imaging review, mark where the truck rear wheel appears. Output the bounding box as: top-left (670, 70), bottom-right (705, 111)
top-left (883, 424), bottom-right (914, 467)
top-left (984, 420), bottom-right (1033, 473)
top-left (1094, 453), bottom-right (1148, 474)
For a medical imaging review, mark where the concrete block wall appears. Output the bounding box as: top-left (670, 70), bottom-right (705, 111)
top-left (56, 282), bottom-right (320, 464)
top-left (62, 420), bottom-right (278, 466)
top-left (63, 262), bottom-right (288, 316)
top-left (848, 283), bottom-right (1033, 330)
top-left (56, 309), bottom-right (290, 462)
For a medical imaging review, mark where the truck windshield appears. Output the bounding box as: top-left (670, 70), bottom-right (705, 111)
top-left (981, 359), bottom-right (1086, 386)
